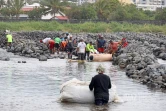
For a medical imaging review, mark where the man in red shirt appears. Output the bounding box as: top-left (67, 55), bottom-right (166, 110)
top-left (48, 39), bottom-right (55, 54)
top-left (108, 40), bottom-right (120, 55)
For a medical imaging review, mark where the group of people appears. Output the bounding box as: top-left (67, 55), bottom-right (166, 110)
top-left (97, 35), bottom-right (128, 55)
top-left (40, 33), bottom-right (97, 61)
top-left (40, 33), bottom-right (72, 54)
top-left (40, 33), bottom-right (128, 61)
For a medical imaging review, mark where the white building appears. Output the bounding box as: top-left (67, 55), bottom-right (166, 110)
top-left (133, 0), bottom-right (166, 11)
top-left (77, 0), bottom-right (96, 5)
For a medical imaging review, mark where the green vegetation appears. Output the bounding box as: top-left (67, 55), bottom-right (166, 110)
top-left (0, 21), bottom-right (166, 34)
top-left (0, 0), bottom-right (166, 21)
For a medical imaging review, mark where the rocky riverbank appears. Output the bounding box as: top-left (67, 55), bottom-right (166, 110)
top-left (0, 31), bottom-right (166, 91)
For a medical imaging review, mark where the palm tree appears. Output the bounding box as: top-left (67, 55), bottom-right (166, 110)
top-left (10, 0), bottom-right (25, 19)
top-left (0, 0), bottom-right (5, 9)
top-left (94, 0), bottom-right (119, 20)
top-left (39, 0), bottom-right (65, 19)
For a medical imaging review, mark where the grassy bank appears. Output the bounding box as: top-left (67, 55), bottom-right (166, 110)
top-left (0, 21), bottom-right (166, 34)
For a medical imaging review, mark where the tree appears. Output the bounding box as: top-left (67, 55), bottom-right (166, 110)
top-left (28, 7), bottom-right (44, 20)
top-left (80, 4), bottom-right (97, 20)
top-left (0, 7), bottom-right (11, 19)
top-left (155, 8), bottom-right (166, 20)
top-left (39, 0), bottom-right (65, 19)
top-left (94, 0), bottom-right (120, 20)
top-left (0, 0), bottom-right (5, 9)
top-left (9, 0), bottom-right (25, 19)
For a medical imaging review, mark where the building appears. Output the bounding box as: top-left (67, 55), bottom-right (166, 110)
top-left (21, 3), bottom-right (68, 20)
top-left (133, 0), bottom-right (166, 11)
top-left (76, 0), bottom-right (133, 5)
top-left (78, 0), bottom-right (96, 4)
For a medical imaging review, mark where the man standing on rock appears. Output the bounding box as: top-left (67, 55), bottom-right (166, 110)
top-left (6, 31), bottom-right (13, 48)
top-left (89, 64), bottom-right (111, 105)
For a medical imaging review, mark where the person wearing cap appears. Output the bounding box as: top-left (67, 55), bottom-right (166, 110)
top-left (77, 38), bottom-right (86, 61)
top-left (96, 35), bottom-right (106, 53)
top-left (89, 64), bottom-right (112, 105)
top-left (85, 41), bottom-right (95, 60)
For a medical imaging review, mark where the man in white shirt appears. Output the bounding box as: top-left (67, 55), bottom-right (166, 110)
top-left (77, 39), bottom-right (86, 61)
top-left (42, 38), bottom-right (51, 44)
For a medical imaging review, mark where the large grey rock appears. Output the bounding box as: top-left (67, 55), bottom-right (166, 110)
top-left (39, 55), bottom-right (47, 61)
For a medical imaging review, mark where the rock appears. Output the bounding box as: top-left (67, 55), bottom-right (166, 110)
top-left (1, 57), bottom-right (10, 61)
top-left (59, 55), bottom-right (65, 59)
top-left (39, 55), bottom-right (47, 61)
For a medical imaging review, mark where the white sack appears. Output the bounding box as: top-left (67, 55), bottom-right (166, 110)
top-left (59, 78), bottom-right (123, 104)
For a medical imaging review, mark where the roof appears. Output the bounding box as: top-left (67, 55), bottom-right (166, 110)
top-left (21, 7), bottom-right (34, 12)
top-left (55, 16), bottom-right (68, 20)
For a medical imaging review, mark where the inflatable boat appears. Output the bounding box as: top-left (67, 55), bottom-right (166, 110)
top-left (67, 59), bottom-right (85, 63)
top-left (89, 53), bottom-right (112, 62)
top-left (59, 78), bottom-right (123, 103)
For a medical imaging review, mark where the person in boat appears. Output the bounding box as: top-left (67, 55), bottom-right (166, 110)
top-left (85, 41), bottom-right (95, 60)
top-left (77, 38), bottom-right (86, 61)
top-left (89, 64), bottom-right (112, 105)
top-left (96, 35), bottom-right (106, 53)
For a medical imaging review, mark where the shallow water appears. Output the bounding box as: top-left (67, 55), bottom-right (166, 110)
top-left (0, 48), bottom-right (166, 111)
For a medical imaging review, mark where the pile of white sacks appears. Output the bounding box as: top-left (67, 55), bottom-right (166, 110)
top-left (59, 78), bottom-right (123, 104)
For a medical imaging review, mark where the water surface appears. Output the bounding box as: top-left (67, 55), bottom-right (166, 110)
top-left (0, 48), bottom-right (166, 111)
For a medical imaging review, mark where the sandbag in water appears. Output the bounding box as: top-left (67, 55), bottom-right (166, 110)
top-left (59, 78), bottom-right (123, 104)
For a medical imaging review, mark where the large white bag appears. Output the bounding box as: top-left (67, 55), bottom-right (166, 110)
top-left (59, 78), bottom-right (122, 104)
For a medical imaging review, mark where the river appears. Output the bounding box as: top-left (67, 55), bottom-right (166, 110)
top-left (0, 48), bottom-right (166, 111)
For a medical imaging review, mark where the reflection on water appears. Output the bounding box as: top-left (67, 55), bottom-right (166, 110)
top-left (0, 48), bottom-right (166, 111)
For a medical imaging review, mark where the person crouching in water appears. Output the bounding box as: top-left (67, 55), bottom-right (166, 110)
top-left (85, 41), bottom-right (95, 60)
top-left (77, 39), bottom-right (86, 61)
top-left (89, 64), bottom-right (112, 105)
